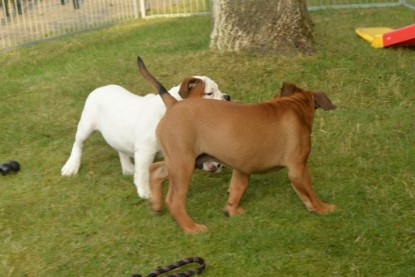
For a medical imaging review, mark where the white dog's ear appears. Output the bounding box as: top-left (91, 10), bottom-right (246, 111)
top-left (178, 77), bottom-right (205, 99)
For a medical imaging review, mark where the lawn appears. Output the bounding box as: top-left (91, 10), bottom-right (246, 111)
top-left (1, 6), bottom-right (414, 277)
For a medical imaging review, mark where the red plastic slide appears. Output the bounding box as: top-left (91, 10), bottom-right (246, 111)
top-left (356, 24), bottom-right (415, 48)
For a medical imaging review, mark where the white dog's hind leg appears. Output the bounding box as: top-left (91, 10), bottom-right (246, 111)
top-left (61, 113), bottom-right (96, 176)
top-left (119, 152), bottom-right (134, 175)
top-left (61, 138), bottom-right (85, 176)
top-left (133, 149), bottom-right (157, 199)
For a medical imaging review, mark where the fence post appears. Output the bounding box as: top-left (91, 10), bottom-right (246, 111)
top-left (72, 0), bottom-right (80, 10)
top-left (139, 0), bottom-right (146, 18)
top-left (133, 0), bottom-right (139, 19)
top-left (15, 0), bottom-right (22, 15)
top-left (3, 0), bottom-right (10, 17)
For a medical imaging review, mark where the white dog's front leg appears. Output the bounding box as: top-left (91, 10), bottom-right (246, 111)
top-left (133, 149), bottom-right (157, 199)
top-left (119, 152), bottom-right (135, 175)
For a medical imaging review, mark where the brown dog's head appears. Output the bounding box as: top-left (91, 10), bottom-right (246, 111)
top-left (278, 82), bottom-right (336, 111)
top-left (178, 77), bottom-right (231, 101)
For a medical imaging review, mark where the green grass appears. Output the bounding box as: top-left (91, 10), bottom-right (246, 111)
top-left (1, 6), bottom-right (415, 277)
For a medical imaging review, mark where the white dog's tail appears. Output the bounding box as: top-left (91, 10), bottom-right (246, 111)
top-left (137, 56), bottom-right (177, 108)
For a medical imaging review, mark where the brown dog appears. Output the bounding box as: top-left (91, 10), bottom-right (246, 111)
top-left (138, 57), bottom-right (337, 234)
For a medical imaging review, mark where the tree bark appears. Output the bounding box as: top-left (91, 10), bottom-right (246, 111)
top-left (210, 0), bottom-right (314, 54)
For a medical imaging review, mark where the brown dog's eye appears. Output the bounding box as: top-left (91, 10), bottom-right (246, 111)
top-left (205, 92), bottom-right (214, 96)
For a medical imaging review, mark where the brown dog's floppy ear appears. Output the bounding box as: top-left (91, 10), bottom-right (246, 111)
top-left (178, 77), bottom-right (204, 99)
top-left (279, 82), bottom-right (299, 97)
top-left (314, 92), bottom-right (336, 111)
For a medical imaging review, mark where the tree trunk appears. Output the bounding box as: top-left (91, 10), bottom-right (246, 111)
top-left (210, 0), bottom-right (314, 54)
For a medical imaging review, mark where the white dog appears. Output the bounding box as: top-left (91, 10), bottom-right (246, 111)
top-left (61, 76), bottom-right (229, 198)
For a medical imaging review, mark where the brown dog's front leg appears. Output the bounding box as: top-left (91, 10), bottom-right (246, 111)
top-left (288, 165), bottom-right (336, 214)
top-left (224, 170), bottom-right (250, 216)
top-left (149, 161), bottom-right (168, 212)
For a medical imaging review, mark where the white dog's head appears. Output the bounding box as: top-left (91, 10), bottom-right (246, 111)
top-left (170, 76), bottom-right (231, 101)
top-left (195, 154), bottom-right (224, 173)
top-left (193, 76), bottom-right (231, 101)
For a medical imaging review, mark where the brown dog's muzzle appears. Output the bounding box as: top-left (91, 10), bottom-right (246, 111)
top-left (224, 94), bottom-right (231, 101)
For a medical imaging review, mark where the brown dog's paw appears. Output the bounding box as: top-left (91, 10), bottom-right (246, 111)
top-left (323, 203), bottom-right (337, 213)
top-left (151, 208), bottom-right (163, 215)
top-left (184, 224), bottom-right (208, 234)
top-left (224, 206), bottom-right (245, 217)
top-left (150, 201), bottom-right (163, 213)
top-left (312, 203), bottom-right (336, 214)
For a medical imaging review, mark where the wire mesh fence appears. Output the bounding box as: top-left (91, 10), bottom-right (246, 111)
top-left (1, 0), bottom-right (137, 49)
top-left (0, 0), bottom-right (209, 50)
top-left (1, 0), bottom-right (414, 51)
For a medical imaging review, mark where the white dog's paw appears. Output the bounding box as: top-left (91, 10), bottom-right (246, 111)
top-left (136, 186), bottom-right (151, 199)
top-left (121, 166), bottom-right (135, 176)
top-left (61, 161), bottom-right (80, 176)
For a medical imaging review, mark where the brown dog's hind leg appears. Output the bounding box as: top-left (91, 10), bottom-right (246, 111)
top-left (149, 161), bottom-right (168, 212)
top-left (166, 159), bottom-right (208, 234)
top-left (288, 165), bottom-right (336, 214)
top-left (224, 170), bottom-right (250, 217)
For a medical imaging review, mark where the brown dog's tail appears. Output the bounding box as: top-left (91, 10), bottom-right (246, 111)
top-left (137, 56), bottom-right (177, 108)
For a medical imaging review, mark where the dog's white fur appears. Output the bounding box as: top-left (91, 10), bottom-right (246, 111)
top-left (61, 77), bottom-right (226, 198)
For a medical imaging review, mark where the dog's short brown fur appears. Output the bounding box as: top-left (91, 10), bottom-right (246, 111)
top-left (137, 57), bottom-right (337, 234)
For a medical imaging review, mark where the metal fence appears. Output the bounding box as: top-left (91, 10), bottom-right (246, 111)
top-left (0, 0), bottom-right (209, 50)
top-left (1, 0), bottom-right (414, 51)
